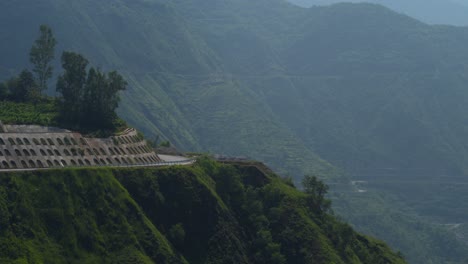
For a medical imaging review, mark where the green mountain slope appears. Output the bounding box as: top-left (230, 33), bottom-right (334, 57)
top-left (146, 0), bottom-right (468, 181)
top-left (166, 5), bottom-right (468, 262)
top-left (4, 1), bottom-right (468, 179)
top-left (0, 0), bottom-right (336, 179)
top-left (0, 162), bottom-right (406, 264)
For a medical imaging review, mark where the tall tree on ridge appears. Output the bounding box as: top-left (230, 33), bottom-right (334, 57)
top-left (56, 52), bottom-right (88, 124)
top-left (82, 68), bottom-right (127, 129)
top-left (57, 51), bottom-right (127, 130)
top-left (30, 24), bottom-right (57, 93)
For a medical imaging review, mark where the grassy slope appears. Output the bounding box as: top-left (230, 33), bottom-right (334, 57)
top-left (0, 161), bottom-right (406, 264)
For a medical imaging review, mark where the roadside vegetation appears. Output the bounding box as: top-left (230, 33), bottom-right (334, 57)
top-left (0, 99), bottom-right (58, 127)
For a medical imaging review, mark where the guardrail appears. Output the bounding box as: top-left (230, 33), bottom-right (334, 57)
top-left (0, 158), bottom-right (196, 172)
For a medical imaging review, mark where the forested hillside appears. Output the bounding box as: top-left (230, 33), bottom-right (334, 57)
top-left (3, 0), bottom-right (468, 263)
top-left (0, 161), bottom-right (406, 264)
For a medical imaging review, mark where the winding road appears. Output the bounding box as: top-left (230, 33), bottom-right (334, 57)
top-left (0, 154), bottom-right (195, 172)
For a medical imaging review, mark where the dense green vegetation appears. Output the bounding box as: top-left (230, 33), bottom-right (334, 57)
top-left (56, 51), bottom-right (127, 131)
top-left (0, 159), bottom-right (406, 263)
top-left (2, 0), bottom-right (468, 262)
top-left (0, 99), bottom-right (58, 126)
top-left (0, 168), bottom-right (184, 264)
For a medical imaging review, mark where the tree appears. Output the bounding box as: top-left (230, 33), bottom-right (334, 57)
top-left (82, 68), bottom-right (127, 129)
top-left (4, 77), bottom-right (19, 101)
top-left (19, 70), bottom-right (40, 103)
top-left (302, 175), bottom-right (331, 213)
top-left (0, 82), bottom-right (7, 100)
top-left (56, 51), bottom-right (127, 130)
top-left (82, 67), bottom-right (103, 126)
top-left (0, 70), bottom-right (39, 103)
top-left (6, 70), bottom-right (37, 102)
top-left (56, 51), bottom-right (88, 124)
top-left (30, 25), bottom-right (56, 93)
top-left (168, 223), bottom-right (185, 248)
top-left (253, 230), bottom-right (286, 264)
top-left (106, 71), bottom-right (127, 114)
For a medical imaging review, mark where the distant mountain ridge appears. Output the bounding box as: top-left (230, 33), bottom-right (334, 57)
top-left (287, 0), bottom-right (468, 26)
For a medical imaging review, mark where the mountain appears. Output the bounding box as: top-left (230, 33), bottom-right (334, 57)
top-left (6, 2), bottom-right (468, 178)
top-left (0, 0), bottom-right (336, 179)
top-left (2, 0), bottom-right (468, 263)
top-left (0, 161), bottom-right (406, 264)
top-left (287, 0), bottom-right (468, 26)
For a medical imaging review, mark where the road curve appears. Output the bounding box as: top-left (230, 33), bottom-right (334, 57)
top-left (0, 155), bottom-right (195, 173)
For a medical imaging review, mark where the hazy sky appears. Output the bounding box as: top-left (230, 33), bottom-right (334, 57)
top-left (452, 0), bottom-right (468, 6)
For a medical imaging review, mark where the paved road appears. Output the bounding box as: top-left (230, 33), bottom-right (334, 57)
top-left (0, 155), bottom-right (195, 173)
top-left (158, 154), bottom-right (192, 162)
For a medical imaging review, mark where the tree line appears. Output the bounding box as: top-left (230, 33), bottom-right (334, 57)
top-left (0, 25), bottom-right (127, 131)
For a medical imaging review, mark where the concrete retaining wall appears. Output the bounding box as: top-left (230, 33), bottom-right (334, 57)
top-left (0, 126), bottom-right (160, 170)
